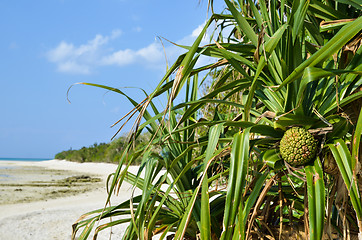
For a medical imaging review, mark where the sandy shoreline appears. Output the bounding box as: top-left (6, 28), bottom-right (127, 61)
top-left (0, 160), bottom-right (138, 240)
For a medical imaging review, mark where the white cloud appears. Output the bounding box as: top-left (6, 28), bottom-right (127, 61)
top-left (99, 42), bottom-right (164, 67)
top-left (191, 23), bottom-right (205, 38)
top-left (46, 23), bottom-right (214, 75)
top-left (133, 26), bottom-right (142, 33)
top-left (46, 31), bottom-right (121, 74)
top-left (9, 42), bottom-right (18, 49)
top-left (58, 61), bottom-right (91, 75)
top-left (110, 29), bottom-right (122, 39)
top-left (47, 41), bottom-right (74, 62)
top-left (101, 49), bottom-right (136, 66)
top-left (137, 42), bottom-right (164, 64)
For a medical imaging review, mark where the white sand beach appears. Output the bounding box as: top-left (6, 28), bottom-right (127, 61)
top-left (0, 160), bottom-right (140, 240)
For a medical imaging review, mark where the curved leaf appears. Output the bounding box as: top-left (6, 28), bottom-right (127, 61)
top-left (201, 124), bottom-right (224, 239)
top-left (225, 0), bottom-right (258, 46)
top-left (278, 16), bottom-right (362, 90)
top-left (327, 139), bottom-right (362, 220)
top-left (305, 158), bottom-right (325, 240)
top-left (262, 149), bottom-right (283, 169)
top-left (220, 128), bottom-right (251, 240)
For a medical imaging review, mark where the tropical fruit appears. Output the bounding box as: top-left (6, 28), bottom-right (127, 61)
top-left (279, 127), bottom-right (317, 166)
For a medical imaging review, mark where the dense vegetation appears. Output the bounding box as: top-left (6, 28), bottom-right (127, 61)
top-left (72, 0), bottom-right (362, 239)
top-left (55, 134), bottom-right (150, 165)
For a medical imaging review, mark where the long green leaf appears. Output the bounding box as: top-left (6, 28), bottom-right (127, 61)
top-left (325, 91), bottom-right (362, 116)
top-left (334, 0), bottom-right (362, 10)
top-left (169, 17), bottom-right (213, 101)
top-left (220, 128), bottom-right (251, 240)
top-left (225, 0), bottom-right (258, 46)
top-left (173, 151), bottom-right (222, 240)
top-left (241, 172), bottom-right (269, 226)
top-left (305, 158), bottom-right (325, 240)
top-left (327, 139), bottom-right (362, 220)
top-left (262, 149), bottom-right (283, 169)
top-left (292, 0), bottom-right (310, 42)
top-left (200, 124), bottom-right (224, 239)
top-left (309, 0), bottom-right (349, 21)
top-left (296, 67), bottom-right (362, 114)
top-left (244, 24), bottom-right (288, 120)
top-left (278, 16), bottom-right (362, 89)
top-left (352, 105), bottom-right (362, 169)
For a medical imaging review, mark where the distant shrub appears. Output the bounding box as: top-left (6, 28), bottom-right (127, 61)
top-left (54, 133), bottom-right (151, 165)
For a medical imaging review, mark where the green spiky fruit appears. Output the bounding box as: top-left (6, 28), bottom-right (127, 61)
top-left (279, 127), bottom-right (317, 166)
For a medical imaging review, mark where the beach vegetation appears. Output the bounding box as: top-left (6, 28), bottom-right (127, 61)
top-left (72, 0), bottom-right (362, 239)
top-left (55, 133), bottom-right (150, 165)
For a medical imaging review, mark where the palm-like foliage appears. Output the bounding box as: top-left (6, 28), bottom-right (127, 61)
top-left (72, 0), bottom-right (362, 239)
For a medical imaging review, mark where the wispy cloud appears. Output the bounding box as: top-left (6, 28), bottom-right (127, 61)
top-left (132, 26), bottom-right (142, 33)
top-left (99, 42), bottom-right (164, 67)
top-left (46, 22), bottom-right (214, 75)
top-left (46, 30), bottom-right (122, 74)
top-left (9, 42), bottom-right (18, 49)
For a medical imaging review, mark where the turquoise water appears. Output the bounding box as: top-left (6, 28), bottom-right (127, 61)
top-left (0, 158), bottom-right (51, 162)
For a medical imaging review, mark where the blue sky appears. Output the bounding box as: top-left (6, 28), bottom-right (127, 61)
top-left (0, 1), bottom-right (225, 158)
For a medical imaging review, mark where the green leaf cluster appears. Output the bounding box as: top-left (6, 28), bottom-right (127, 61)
top-left (71, 0), bottom-right (362, 239)
top-left (55, 133), bottom-right (150, 164)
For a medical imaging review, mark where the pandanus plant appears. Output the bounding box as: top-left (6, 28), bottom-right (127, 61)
top-left (72, 0), bottom-right (362, 239)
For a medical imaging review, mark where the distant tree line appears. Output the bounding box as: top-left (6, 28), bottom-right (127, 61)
top-left (55, 133), bottom-right (151, 165)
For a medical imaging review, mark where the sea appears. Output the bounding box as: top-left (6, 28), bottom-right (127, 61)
top-left (0, 158), bottom-right (51, 162)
